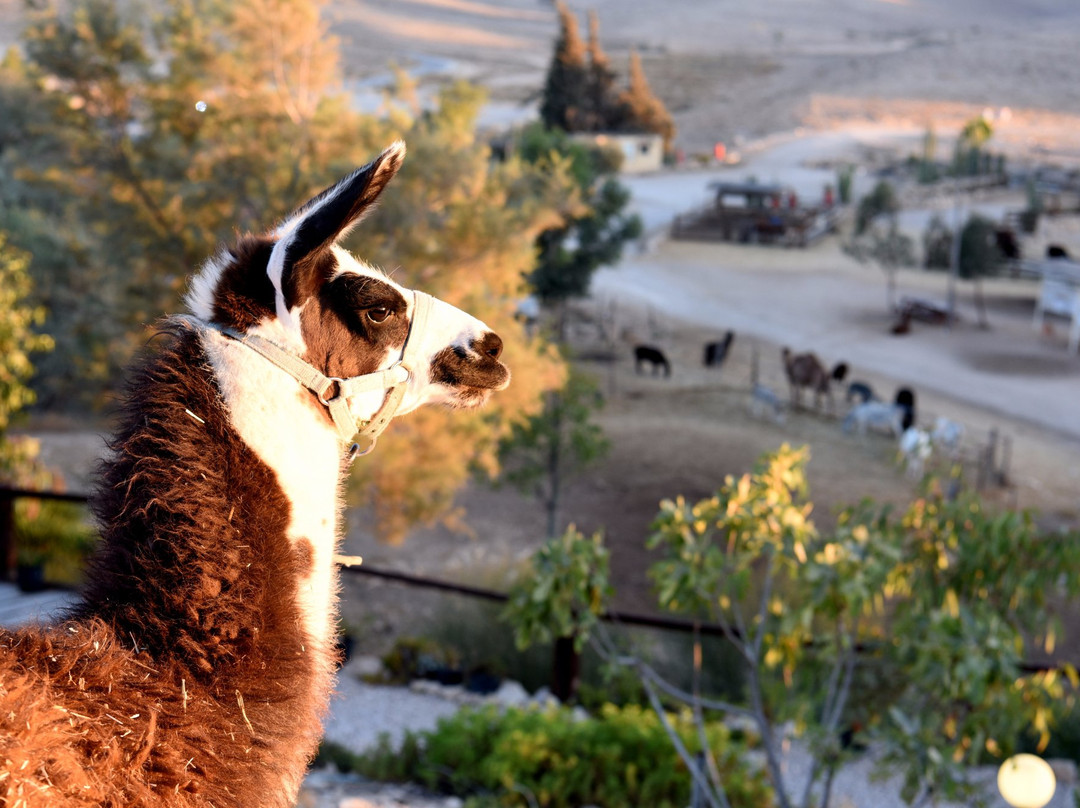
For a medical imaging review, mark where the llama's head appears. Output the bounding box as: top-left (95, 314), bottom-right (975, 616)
top-left (186, 142), bottom-right (509, 443)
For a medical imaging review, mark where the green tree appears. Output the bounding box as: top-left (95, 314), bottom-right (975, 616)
top-left (921, 214), bottom-right (953, 270)
top-left (539, 0), bottom-right (590, 132)
top-left (959, 213), bottom-right (1006, 328)
top-left (494, 368), bottom-right (609, 540)
top-left (0, 234), bottom-right (54, 482)
top-left (854, 179), bottom-right (899, 235)
top-left (845, 218), bottom-right (916, 311)
top-left (517, 123), bottom-right (642, 320)
top-left (953, 116), bottom-right (994, 177)
top-left (2, 0), bottom-right (579, 542)
top-left (578, 9), bottom-right (622, 133)
top-left (508, 446), bottom-right (1080, 808)
top-left (917, 124), bottom-right (939, 184)
top-left (617, 49), bottom-right (676, 150)
top-left (504, 524), bottom-right (611, 654)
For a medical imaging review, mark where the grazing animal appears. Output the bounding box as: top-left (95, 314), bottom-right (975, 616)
top-left (634, 344), bottom-right (671, 377)
top-left (703, 330), bottom-right (735, 368)
top-left (931, 416), bottom-right (964, 455)
top-left (781, 348), bottom-right (847, 411)
top-left (894, 387), bottom-right (916, 431)
top-left (899, 427), bottom-right (933, 479)
top-left (842, 401), bottom-right (905, 437)
top-left (846, 380), bottom-right (877, 405)
top-left (0, 143), bottom-right (511, 808)
top-left (750, 383), bottom-right (786, 424)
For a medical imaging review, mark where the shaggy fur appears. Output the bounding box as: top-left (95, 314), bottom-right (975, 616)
top-left (1, 327), bottom-right (320, 807)
top-left (0, 143), bottom-right (510, 807)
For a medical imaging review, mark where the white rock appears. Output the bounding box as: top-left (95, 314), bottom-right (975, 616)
top-left (346, 654), bottom-right (385, 680)
top-left (531, 686), bottom-right (560, 708)
top-left (492, 679), bottom-right (531, 707)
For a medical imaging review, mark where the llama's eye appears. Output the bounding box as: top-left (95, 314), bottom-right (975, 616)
top-left (367, 307), bottom-right (391, 324)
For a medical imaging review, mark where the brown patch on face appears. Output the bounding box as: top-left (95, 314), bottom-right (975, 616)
top-left (291, 538), bottom-right (315, 578)
top-left (300, 272), bottom-right (410, 380)
top-left (430, 334), bottom-right (511, 407)
top-left (211, 236), bottom-right (278, 330)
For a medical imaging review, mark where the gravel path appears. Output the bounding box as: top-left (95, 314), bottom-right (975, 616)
top-left (304, 661), bottom-right (1079, 808)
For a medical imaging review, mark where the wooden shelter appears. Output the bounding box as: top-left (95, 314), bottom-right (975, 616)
top-left (671, 180), bottom-right (839, 247)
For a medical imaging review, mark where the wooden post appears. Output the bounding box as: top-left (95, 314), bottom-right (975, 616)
top-left (0, 490), bottom-right (14, 581)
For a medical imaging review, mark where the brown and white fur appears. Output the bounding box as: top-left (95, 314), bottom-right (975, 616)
top-left (781, 347), bottom-right (847, 412)
top-left (0, 142), bottom-right (509, 807)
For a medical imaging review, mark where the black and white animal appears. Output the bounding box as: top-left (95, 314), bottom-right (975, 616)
top-left (703, 330), bottom-right (735, 368)
top-left (894, 387), bottom-right (916, 431)
top-left (846, 380), bottom-right (877, 405)
top-left (842, 401), bottom-right (905, 437)
top-left (0, 142), bottom-right (511, 808)
top-left (634, 344), bottom-right (671, 377)
top-left (899, 426), bottom-right (933, 479)
top-left (781, 348), bottom-right (848, 411)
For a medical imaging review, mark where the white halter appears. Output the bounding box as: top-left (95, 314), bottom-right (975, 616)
top-left (186, 290), bottom-right (433, 456)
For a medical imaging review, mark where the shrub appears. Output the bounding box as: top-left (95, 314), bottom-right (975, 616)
top-left (14, 498), bottom-right (97, 583)
top-left (347, 703), bottom-right (771, 808)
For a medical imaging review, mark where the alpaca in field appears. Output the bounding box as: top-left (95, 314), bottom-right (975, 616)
top-left (634, 344), bottom-right (671, 377)
top-left (781, 347), bottom-right (847, 411)
top-left (845, 380), bottom-right (877, 405)
top-left (703, 330), bottom-right (735, 368)
top-left (0, 142), bottom-right (511, 808)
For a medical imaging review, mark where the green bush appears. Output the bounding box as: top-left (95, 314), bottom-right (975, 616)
top-left (346, 704), bottom-right (771, 808)
top-left (15, 498), bottom-right (97, 583)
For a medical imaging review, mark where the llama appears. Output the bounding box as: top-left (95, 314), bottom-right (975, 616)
top-left (781, 347), bottom-right (847, 411)
top-left (894, 387), bottom-right (916, 431)
top-left (634, 344), bottom-right (670, 377)
top-left (845, 380), bottom-right (877, 405)
top-left (703, 330), bottom-right (735, 368)
top-left (0, 142), bottom-right (511, 808)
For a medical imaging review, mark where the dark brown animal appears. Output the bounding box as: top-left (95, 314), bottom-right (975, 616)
top-left (634, 344), bottom-right (670, 377)
top-left (703, 330), bottom-right (735, 368)
top-left (0, 143), bottom-right (510, 807)
top-left (781, 347), bottom-right (847, 411)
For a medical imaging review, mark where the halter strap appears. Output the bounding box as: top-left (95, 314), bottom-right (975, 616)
top-left (182, 290), bottom-right (434, 455)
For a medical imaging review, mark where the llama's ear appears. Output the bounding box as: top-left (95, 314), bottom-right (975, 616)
top-left (269, 141), bottom-right (406, 309)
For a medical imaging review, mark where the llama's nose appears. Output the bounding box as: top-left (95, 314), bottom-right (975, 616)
top-left (475, 332), bottom-right (503, 361)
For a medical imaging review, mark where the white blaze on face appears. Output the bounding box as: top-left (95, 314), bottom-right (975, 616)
top-left (396, 294), bottom-right (493, 415)
top-left (328, 248), bottom-right (493, 418)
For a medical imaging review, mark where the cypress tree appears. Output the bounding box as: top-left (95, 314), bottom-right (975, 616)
top-left (581, 9), bottom-right (620, 132)
top-left (618, 48), bottom-right (675, 149)
top-left (540, 1), bottom-right (589, 131)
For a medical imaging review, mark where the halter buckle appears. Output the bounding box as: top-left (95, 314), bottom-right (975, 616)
top-left (317, 376), bottom-right (346, 406)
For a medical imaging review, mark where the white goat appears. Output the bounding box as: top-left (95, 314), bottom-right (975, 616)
top-left (931, 416), bottom-right (965, 456)
top-left (842, 401), bottom-right (905, 437)
top-left (899, 427), bottom-right (933, 479)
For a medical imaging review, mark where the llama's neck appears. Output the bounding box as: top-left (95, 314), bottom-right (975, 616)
top-left (200, 325), bottom-right (344, 654)
top-left (77, 326), bottom-right (346, 802)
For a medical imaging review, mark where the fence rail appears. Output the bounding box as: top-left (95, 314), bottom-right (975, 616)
top-left (0, 485), bottom-right (1068, 681)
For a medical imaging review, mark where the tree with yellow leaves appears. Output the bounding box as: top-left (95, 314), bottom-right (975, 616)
top-left (0, 0), bottom-right (578, 541)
